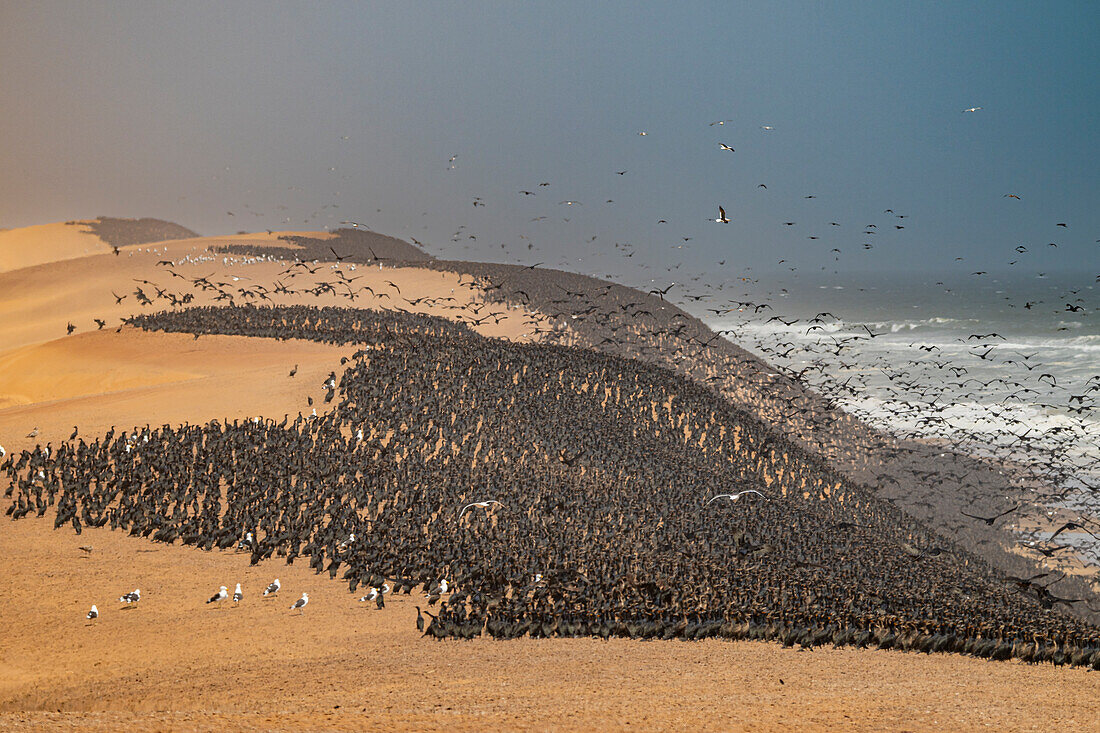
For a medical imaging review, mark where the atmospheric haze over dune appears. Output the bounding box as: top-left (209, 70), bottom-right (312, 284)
top-left (1, 3), bottom-right (1098, 731)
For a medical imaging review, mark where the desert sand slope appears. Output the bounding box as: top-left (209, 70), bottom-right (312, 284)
top-left (0, 516), bottom-right (1097, 732)
top-left (0, 328), bottom-right (348, 451)
top-left (0, 228), bottom-right (561, 446)
top-left (0, 218), bottom-right (200, 274)
top-left (0, 233), bottom-right (552, 355)
top-left (0, 237), bottom-right (562, 461)
top-left (0, 222), bottom-right (113, 273)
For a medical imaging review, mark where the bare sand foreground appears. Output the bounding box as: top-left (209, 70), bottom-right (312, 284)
top-left (1, 223), bottom-right (1098, 732)
top-left (2, 517), bottom-right (1098, 733)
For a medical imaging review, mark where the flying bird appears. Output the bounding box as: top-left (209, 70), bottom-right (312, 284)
top-left (706, 490), bottom-right (768, 505)
top-left (962, 106), bottom-right (982, 113)
top-left (1049, 522), bottom-right (1099, 542)
top-left (459, 500), bottom-right (503, 520)
top-left (960, 505), bottom-right (1020, 526)
top-left (714, 206), bottom-right (730, 224)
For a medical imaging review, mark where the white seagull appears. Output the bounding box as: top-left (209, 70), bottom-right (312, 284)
top-left (118, 588), bottom-right (141, 604)
top-left (706, 489), bottom-right (768, 505)
top-left (718, 143), bottom-right (735, 152)
top-left (86, 604), bottom-right (98, 620)
top-left (359, 584), bottom-right (390, 602)
top-left (233, 583), bottom-right (243, 605)
top-left (714, 206), bottom-right (730, 224)
top-left (290, 592), bottom-right (309, 614)
top-left (263, 579), bottom-right (281, 597)
top-left (962, 106), bottom-right (982, 113)
top-left (459, 500), bottom-right (503, 520)
top-left (207, 585), bottom-right (228, 605)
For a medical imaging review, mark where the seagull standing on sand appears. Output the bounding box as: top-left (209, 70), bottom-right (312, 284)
top-left (291, 592), bottom-right (309, 614)
top-left (706, 489), bottom-right (768, 505)
top-left (119, 589), bottom-right (141, 605)
top-left (263, 579), bottom-right (281, 597)
top-left (233, 583), bottom-right (243, 605)
top-left (359, 583), bottom-right (391, 603)
top-left (207, 585), bottom-right (228, 605)
top-left (87, 605), bottom-right (98, 620)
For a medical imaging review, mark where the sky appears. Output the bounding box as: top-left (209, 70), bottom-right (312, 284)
top-left (1, 1), bottom-right (1097, 284)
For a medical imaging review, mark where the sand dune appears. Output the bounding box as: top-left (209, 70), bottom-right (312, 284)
top-left (0, 226), bottom-right (561, 446)
top-left (0, 329), bottom-right (347, 453)
top-left (2, 221), bottom-right (1095, 732)
top-left (0, 222), bottom-right (113, 273)
top-left (0, 231), bottom-right (552, 355)
top-left (0, 218), bottom-right (204, 274)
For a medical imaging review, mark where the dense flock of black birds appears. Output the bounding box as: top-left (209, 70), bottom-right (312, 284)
top-left (52, 224), bottom-right (1100, 623)
top-left (5, 303), bottom-right (1100, 667)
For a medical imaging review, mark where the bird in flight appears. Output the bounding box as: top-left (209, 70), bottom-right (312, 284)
top-left (960, 504), bottom-right (1020, 526)
top-left (962, 106), bottom-right (982, 113)
top-left (709, 119), bottom-right (733, 126)
top-left (718, 143), bottom-right (735, 152)
top-left (706, 489), bottom-right (768, 505)
top-left (1003, 194), bottom-right (1021, 200)
top-left (459, 500), bottom-right (504, 520)
top-left (714, 206), bottom-right (730, 224)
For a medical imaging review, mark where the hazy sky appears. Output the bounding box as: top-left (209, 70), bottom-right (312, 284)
top-left (2, 2), bottom-right (1097, 282)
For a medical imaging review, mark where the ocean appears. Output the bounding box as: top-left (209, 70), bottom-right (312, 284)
top-left (690, 271), bottom-right (1099, 501)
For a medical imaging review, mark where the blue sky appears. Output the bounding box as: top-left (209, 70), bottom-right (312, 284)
top-left (1, 1), bottom-right (1096, 279)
